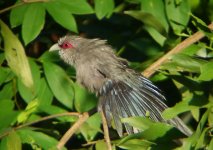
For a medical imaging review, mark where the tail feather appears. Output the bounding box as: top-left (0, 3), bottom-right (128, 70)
top-left (98, 77), bottom-right (192, 137)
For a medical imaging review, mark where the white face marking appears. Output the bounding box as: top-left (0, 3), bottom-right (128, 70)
top-left (58, 36), bottom-right (67, 46)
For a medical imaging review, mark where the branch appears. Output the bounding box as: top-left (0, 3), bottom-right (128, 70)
top-left (57, 112), bottom-right (89, 150)
top-left (0, 112), bottom-right (81, 139)
top-left (100, 110), bottom-right (112, 150)
top-left (0, 0), bottom-right (49, 14)
top-left (142, 22), bottom-right (213, 78)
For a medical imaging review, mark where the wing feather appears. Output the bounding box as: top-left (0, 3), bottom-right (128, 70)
top-left (98, 76), bottom-right (192, 137)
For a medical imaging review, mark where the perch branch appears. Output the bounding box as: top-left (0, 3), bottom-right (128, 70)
top-left (142, 22), bottom-right (213, 78)
top-left (100, 110), bottom-right (112, 150)
top-left (57, 112), bottom-right (89, 150)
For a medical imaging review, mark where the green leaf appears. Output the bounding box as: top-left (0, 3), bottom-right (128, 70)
top-left (209, 138), bottom-right (213, 150)
top-left (74, 82), bottom-right (97, 113)
top-left (0, 137), bottom-right (7, 150)
top-left (37, 78), bottom-right (53, 106)
top-left (43, 62), bottom-right (74, 109)
top-left (22, 3), bottom-right (45, 45)
top-left (190, 14), bottom-right (213, 38)
top-left (118, 139), bottom-right (153, 150)
top-left (162, 94), bottom-right (192, 120)
top-left (0, 67), bottom-right (14, 85)
top-left (18, 129), bottom-right (64, 150)
top-left (39, 51), bottom-right (60, 63)
top-left (0, 100), bottom-right (19, 133)
top-left (95, 140), bottom-right (108, 150)
top-left (195, 128), bottom-right (209, 149)
top-left (10, 1), bottom-right (27, 28)
top-left (17, 99), bottom-right (39, 124)
top-left (7, 130), bottom-right (22, 150)
top-left (143, 25), bottom-right (166, 46)
top-left (199, 62), bottom-right (213, 81)
top-left (124, 11), bottom-right (167, 36)
top-left (80, 113), bottom-right (102, 141)
top-left (191, 107), bottom-right (200, 122)
top-left (208, 106), bottom-right (213, 127)
top-left (140, 0), bottom-right (169, 32)
top-left (0, 82), bottom-right (14, 100)
top-left (169, 54), bottom-right (206, 73)
top-left (0, 53), bottom-right (5, 65)
top-left (39, 105), bottom-right (77, 122)
top-left (94, 0), bottom-right (114, 19)
top-left (181, 44), bottom-right (203, 55)
top-left (18, 59), bottom-right (40, 103)
top-left (165, 0), bottom-right (190, 34)
top-left (45, 2), bottom-right (77, 32)
top-left (57, 0), bottom-right (94, 14)
top-left (180, 109), bottom-right (209, 149)
top-left (122, 116), bottom-right (155, 131)
top-left (0, 20), bottom-right (34, 89)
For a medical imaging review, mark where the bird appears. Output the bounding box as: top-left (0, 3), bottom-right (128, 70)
top-left (49, 35), bottom-right (192, 137)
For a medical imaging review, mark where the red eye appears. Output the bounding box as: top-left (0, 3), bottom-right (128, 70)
top-left (60, 42), bottom-right (73, 49)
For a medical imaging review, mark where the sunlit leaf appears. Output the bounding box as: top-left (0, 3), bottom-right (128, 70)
top-left (17, 99), bottom-right (39, 124)
top-left (17, 59), bottom-right (40, 103)
top-left (122, 116), bottom-right (155, 131)
top-left (118, 139), bottom-right (153, 150)
top-left (0, 20), bottom-right (34, 89)
top-left (191, 107), bottom-right (200, 122)
top-left (7, 130), bottom-right (22, 150)
top-left (199, 62), bottom-right (213, 81)
top-left (95, 140), bottom-right (108, 150)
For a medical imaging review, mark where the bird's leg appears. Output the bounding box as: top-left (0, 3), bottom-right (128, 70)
top-left (100, 110), bottom-right (112, 150)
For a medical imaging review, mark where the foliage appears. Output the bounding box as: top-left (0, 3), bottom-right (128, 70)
top-left (0, 0), bottom-right (213, 150)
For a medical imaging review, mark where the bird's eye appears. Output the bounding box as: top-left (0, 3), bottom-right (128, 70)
top-left (60, 42), bottom-right (73, 49)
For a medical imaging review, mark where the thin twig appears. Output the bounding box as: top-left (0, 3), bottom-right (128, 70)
top-left (57, 112), bottom-right (89, 150)
top-left (142, 22), bottom-right (213, 78)
top-left (100, 110), bottom-right (112, 150)
top-left (0, 112), bottom-right (80, 139)
top-left (0, 0), bottom-right (49, 14)
top-left (82, 140), bottom-right (99, 146)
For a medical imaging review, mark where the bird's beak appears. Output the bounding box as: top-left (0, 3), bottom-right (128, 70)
top-left (49, 44), bottom-right (60, 51)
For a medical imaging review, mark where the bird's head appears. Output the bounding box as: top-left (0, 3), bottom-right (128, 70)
top-left (49, 35), bottom-right (83, 66)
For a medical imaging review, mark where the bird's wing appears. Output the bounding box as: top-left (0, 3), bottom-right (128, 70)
top-left (98, 76), bottom-right (192, 137)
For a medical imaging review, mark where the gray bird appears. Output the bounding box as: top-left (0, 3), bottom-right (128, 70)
top-left (49, 35), bottom-right (192, 137)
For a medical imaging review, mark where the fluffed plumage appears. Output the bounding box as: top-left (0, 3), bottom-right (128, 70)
top-left (49, 35), bottom-right (192, 137)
